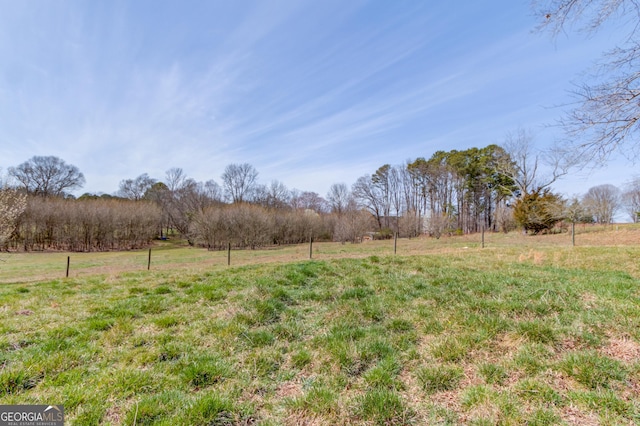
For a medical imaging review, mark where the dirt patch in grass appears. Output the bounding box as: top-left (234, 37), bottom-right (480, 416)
top-left (207, 301), bottom-right (241, 321)
top-left (276, 380), bottom-right (303, 399)
top-left (494, 333), bottom-right (526, 358)
top-left (601, 336), bottom-right (640, 363)
top-left (429, 390), bottom-right (461, 412)
top-left (560, 337), bottom-right (581, 352)
top-left (580, 293), bottom-right (599, 309)
top-left (544, 370), bottom-right (578, 394)
top-left (560, 405), bottom-right (600, 426)
top-left (460, 363), bottom-right (483, 388)
top-left (103, 404), bottom-right (124, 425)
top-left (397, 365), bottom-right (425, 410)
top-left (283, 412), bottom-right (327, 426)
top-left (461, 402), bottom-right (503, 425)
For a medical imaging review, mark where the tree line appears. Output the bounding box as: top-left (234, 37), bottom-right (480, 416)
top-left (1, 140), bottom-right (639, 252)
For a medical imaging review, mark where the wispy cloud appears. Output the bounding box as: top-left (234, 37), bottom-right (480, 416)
top-left (0, 0), bottom-right (635, 196)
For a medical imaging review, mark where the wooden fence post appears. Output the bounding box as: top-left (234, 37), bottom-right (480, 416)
top-left (66, 256), bottom-right (70, 278)
top-left (227, 242), bottom-right (231, 266)
top-left (147, 248), bottom-right (152, 270)
top-left (394, 232), bottom-right (398, 255)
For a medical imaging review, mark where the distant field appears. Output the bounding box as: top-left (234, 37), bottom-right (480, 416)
top-left (2, 223), bottom-right (640, 284)
top-left (1, 225), bottom-right (639, 424)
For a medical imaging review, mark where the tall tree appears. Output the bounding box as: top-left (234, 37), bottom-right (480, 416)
top-left (117, 173), bottom-right (156, 200)
top-left (167, 177), bottom-right (221, 239)
top-left (203, 180), bottom-right (223, 203)
top-left (352, 175), bottom-right (384, 229)
top-left (534, 0), bottom-right (640, 160)
top-left (254, 180), bottom-right (290, 209)
top-left (221, 163), bottom-right (258, 203)
top-left (290, 190), bottom-right (327, 213)
top-left (388, 166), bottom-right (403, 232)
top-left (152, 168), bottom-right (224, 239)
top-left (326, 183), bottom-right (353, 215)
top-left (9, 156), bottom-right (85, 197)
top-left (500, 128), bottom-right (570, 196)
top-left (416, 146), bottom-right (517, 234)
top-left (165, 167), bottom-right (188, 192)
top-left (406, 157), bottom-right (432, 220)
top-left (582, 183), bottom-right (621, 224)
top-left (372, 164), bottom-right (392, 228)
top-left (622, 177), bottom-right (640, 222)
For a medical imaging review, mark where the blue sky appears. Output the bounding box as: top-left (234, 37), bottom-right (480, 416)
top-left (0, 0), bottom-right (636, 199)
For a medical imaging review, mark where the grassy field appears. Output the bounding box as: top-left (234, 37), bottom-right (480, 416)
top-left (1, 225), bottom-right (639, 424)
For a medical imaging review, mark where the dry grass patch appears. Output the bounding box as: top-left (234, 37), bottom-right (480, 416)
top-left (602, 335), bottom-right (640, 363)
top-left (518, 249), bottom-right (546, 264)
top-left (276, 380), bottom-right (303, 399)
top-left (560, 405), bottom-right (601, 426)
top-left (429, 390), bottom-right (462, 412)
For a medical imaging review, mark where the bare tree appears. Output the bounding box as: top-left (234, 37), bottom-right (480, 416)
top-left (326, 183), bottom-right (353, 215)
top-left (372, 164), bottom-right (392, 228)
top-left (534, 0), bottom-right (640, 160)
top-left (204, 179), bottom-right (223, 203)
top-left (190, 205), bottom-right (224, 250)
top-left (117, 173), bottom-right (157, 200)
top-left (291, 191), bottom-right (327, 213)
top-left (165, 167), bottom-right (188, 192)
top-left (564, 196), bottom-right (594, 223)
top-left (352, 175), bottom-right (384, 228)
top-left (221, 163), bottom-right (258, 203)
top-left (13, 197), bottom-right (160, 251)
top-left (501, 128), bottom-right (573, 196)
top-left (388, 165), bottom-right (403, 232)
top-left (254, 180), bottom-right (290, 209)
top-left (582, 183), bottom-right (621, 223)
top-left (400, 162), bottom-right (423, 234)
top-left (150, 168), bottom-right (224, 239)
top-left (333, 209), bottom-right (375, 243)
top-left (0, 188), bottom-right (26, 247)
top-left (166, 178), bottom-right (220, 240)
top-left (9, 156), bottom-right (85, 197)
top-left (622, 177), bottom-right (640, 222)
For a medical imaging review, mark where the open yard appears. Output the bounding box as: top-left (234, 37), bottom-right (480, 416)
top-left (1, 225), bottom-right (639, 424)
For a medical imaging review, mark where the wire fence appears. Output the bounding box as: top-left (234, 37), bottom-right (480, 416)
top-left (1, 224), bottom-right (639, 284)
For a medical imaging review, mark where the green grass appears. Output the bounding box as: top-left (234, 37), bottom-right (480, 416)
top-left (1, 231), bottom-right (640, 424)
top-left (417, 364), bottom-right (464, 393)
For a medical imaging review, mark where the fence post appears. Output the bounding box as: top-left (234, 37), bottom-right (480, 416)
top-left (227, 242), bottom-right (231, 266)
top-left (481, 227), bottom-right (485, 249)
top-left (309, 237), bottom-right (313, 259)
top-left (147, 248), bottom-right (152, 270)
top-left (66, 256), bottom-right (70, 278)
top-left (394, 232), bottom-right (398, 255)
